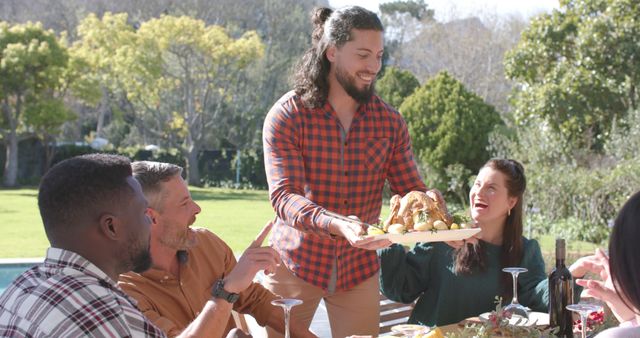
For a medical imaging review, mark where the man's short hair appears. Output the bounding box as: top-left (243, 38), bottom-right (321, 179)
top-left (38, 154), bottom-right (133, 241)
top-left (131, 161), bottom-right (183, 209)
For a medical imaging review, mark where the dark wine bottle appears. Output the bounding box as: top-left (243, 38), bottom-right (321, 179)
top-left (548, 238), bottom-right (574, 337)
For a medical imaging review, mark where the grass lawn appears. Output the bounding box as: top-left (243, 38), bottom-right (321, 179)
top-left (0, 187), bottom-right (599, 270)
top-left (0, 187), bottom-right (275, 258)
top-left (0, 189), bottom-right (48, 258)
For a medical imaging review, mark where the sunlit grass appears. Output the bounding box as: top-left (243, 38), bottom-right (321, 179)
top-left (0, 187), bottom-right (600, 263)
top-left (0, 187), bottom-right (273, 258)
top-left (0, 188), bottom-right (48, 258)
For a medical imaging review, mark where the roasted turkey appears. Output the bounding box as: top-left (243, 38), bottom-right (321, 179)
top-left (383, 189), bottom-right (453, 231)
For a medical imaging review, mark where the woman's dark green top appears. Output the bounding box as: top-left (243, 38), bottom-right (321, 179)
top-left (378, 238), bottom-right (549, 327)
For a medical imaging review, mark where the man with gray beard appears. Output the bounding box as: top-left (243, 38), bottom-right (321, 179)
top-left (119, 161), bottom-right (315, 338)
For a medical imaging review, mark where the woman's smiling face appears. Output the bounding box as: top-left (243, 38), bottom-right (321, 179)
top-left (469, 166), bottom-right (518, 226)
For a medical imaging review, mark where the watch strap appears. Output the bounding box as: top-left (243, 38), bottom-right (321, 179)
top-left (212, 279), bottom-right (240, 303)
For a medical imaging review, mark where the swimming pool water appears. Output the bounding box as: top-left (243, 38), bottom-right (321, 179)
top-left (0, 263), bottom-right (40, 294)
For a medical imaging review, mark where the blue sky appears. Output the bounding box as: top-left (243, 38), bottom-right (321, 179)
top-left (328, 0), bottom-right (559, 20)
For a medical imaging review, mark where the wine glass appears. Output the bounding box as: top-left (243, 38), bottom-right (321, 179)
top-left (502, 267), bottom-right (530, 319)
top-left (271, 298), bottom-right (303, 338)
top-left (567, 302), bottom-right (603, 338)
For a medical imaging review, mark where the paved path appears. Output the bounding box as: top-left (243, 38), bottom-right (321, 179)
top-left (309, 299), bottom-right (330, 337)
top-left (246, 270), bottom-right (331, 337)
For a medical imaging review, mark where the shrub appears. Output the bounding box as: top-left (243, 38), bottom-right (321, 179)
top-left (401, 71), bottom-right (502, 191)
top-left (490, 110), bottom-right (640, 244)
top-left (6, 143), bottom-right (267, 188)
top-left (376, 66), bottom-right (420, 109)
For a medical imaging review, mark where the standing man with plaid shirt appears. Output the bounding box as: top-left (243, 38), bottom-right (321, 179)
top-left (262, 6), bottom-right (427, 338)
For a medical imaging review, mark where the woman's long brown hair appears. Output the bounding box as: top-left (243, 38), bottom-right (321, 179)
top-left (609, 190), bottom-right (640, 317)
top-left (454, 159), bottom-right (527, 300)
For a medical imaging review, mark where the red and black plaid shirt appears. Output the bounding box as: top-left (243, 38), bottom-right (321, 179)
top-left (263, 91), bottom-right (427, 291)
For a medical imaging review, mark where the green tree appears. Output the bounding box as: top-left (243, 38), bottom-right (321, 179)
top-left (137, 16), bottom-right (263, 185)
top-left (0, 21), bottom-right (70, 186)
top-left (23, 96), bottom-right (75, 172)
top-left (379, 0), bottom-right (434, 66)
top-left (444, 163), bottom-right (472, 208)
top-left (68, 12), bottom-right (137, 140)
top-left (401, 71), bottom-right (502, 189)
top-left (505, 0), bottom-right (640, 151)
top-left (72, 14), bottom-right (264, 185)
top-left (379, 0), bottom-right (434, 21)
top-left (376, 67), bottom-right (420, 109)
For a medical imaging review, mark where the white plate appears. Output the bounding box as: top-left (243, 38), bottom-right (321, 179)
top-left (390, 324), bottom-right (430, 334)
top-left (479, 311), bottom-right (549, 327)
top-left (369, 228), bottom-right (481, 244)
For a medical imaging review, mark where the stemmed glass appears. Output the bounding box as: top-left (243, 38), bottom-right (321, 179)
top-left (502, 267), bottom-right (530, 318)
top-left (567, 302), bottom-right (603, 338)
top-left (271, 298), bottom-right (303, 338)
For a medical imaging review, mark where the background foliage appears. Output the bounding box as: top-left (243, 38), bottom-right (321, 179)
top-left (0, 22), bottom-right (72, 186)
top-left (401, 71), bottom-right (502, 192)
top-left (376, 66), bottom-right (420, 109)
top-left (504, 0), bottom-right (640, 151)
top-left (1, 0), bottom-right (639, 246)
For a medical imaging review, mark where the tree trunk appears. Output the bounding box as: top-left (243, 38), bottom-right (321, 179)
top-left (3, 129), bottom-right (19, 187)
top-left (630, 83), bottom-right (637, 111)
top-left (96, 86), bottom-right (111, 138)
top-left (2, 97), bottom-right (20, 187)
top-left (43, 134), bottom-right (56, 173)
top-left (186, 145), bottom-right (200, 186)
top-left (235, 149), bottom-right (242, 188)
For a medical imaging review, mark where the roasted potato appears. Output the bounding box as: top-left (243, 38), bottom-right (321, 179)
top-left (433, 220), bottom-right (449, 230)
top-left (413, 221), bottom-right (433, 231)
top-left (387, 223), bottom-right (406, 234)
top-left (367, 226), bottom-right (385, 235)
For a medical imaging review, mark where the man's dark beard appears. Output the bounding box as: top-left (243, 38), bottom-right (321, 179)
top-left (335, 65), bottom-right (375, 104)
top-left (131, 242), bottom-right (153, 273)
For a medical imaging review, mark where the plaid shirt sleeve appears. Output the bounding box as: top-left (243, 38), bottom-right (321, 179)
top-left (262, 96), bottom-right (334, 236)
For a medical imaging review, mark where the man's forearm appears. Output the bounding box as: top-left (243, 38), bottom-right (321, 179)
top-left (176, 299), bottom-right (232, 338)
top-left (270, 187), bottom-right (334, 236)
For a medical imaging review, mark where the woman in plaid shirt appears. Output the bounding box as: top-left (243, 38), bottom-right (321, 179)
top-left (262, 5), bottom-right (427, 338)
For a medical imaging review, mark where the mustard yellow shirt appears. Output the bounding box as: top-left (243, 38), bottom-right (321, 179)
top-left (118, 228), bottom-right (276, 337)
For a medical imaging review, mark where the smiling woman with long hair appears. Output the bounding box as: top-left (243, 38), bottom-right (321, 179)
top-left (378, 159), bottom-right (581, 327)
